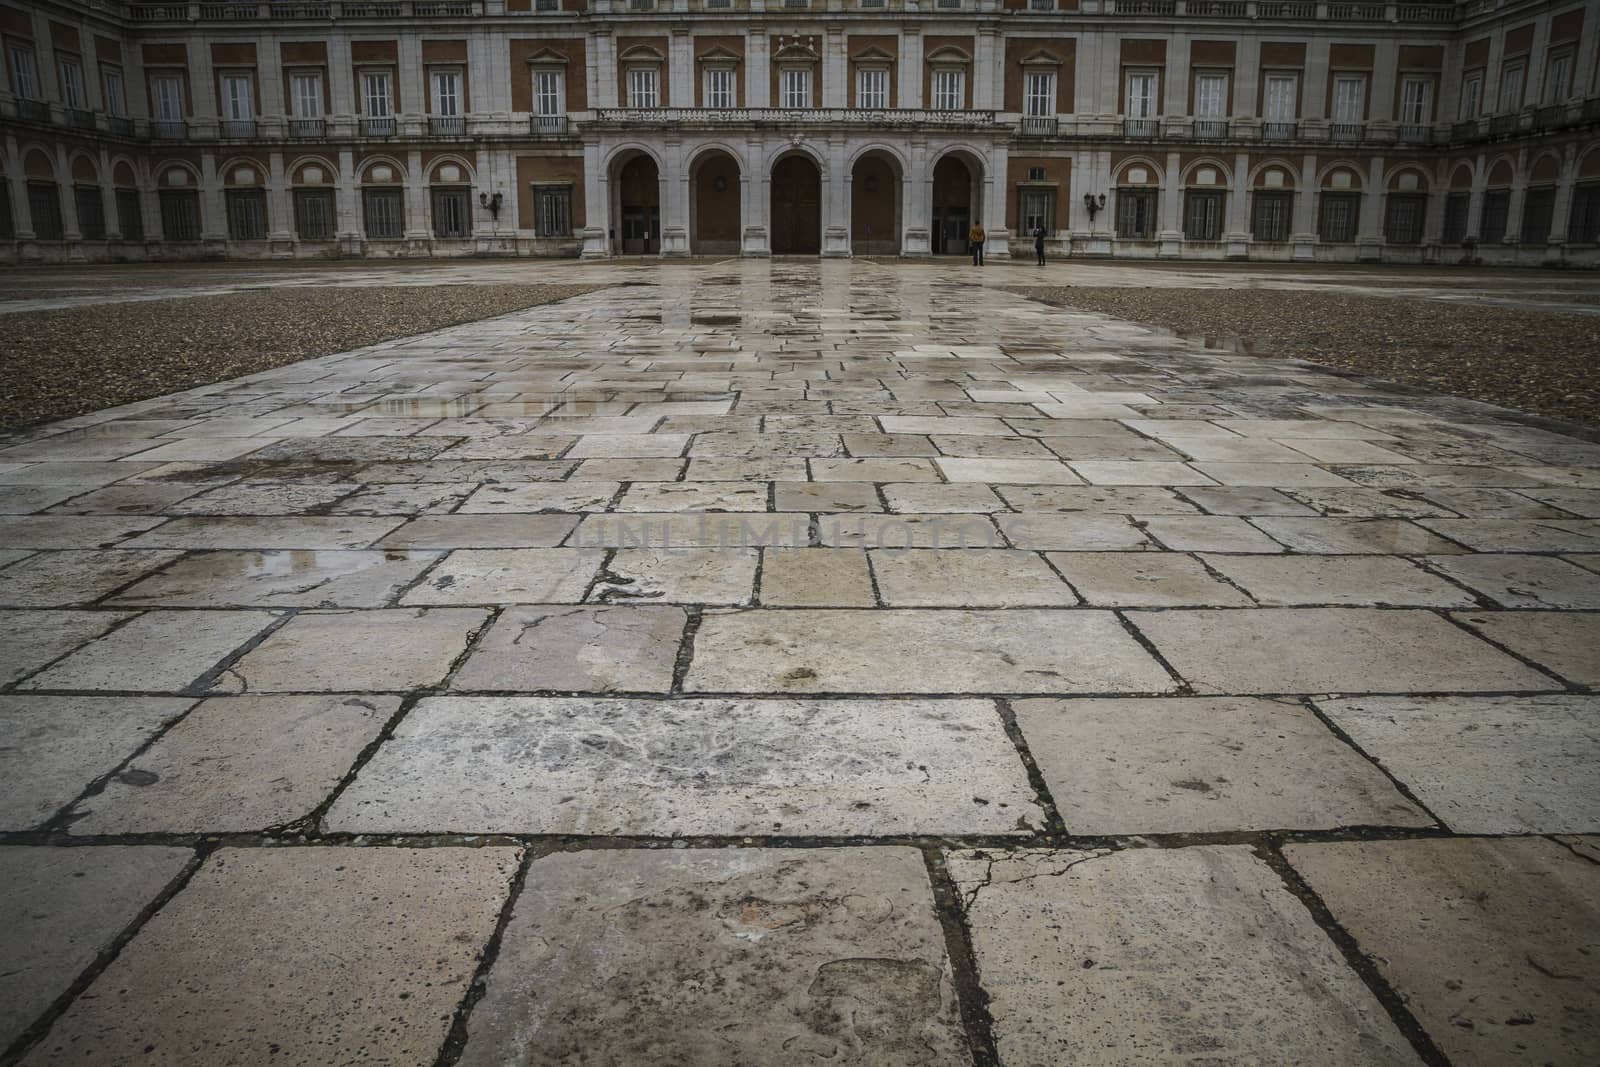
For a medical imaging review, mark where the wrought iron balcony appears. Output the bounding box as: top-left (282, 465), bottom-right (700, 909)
top-left (1395, 123), bottom-right (1435, 144)
top-left (361, 116), bottom-right (396, 137)
top-left (289, 117), bottom-right (326, 138)
top-left (1489, 113), bottom-right (1520, 136)
top-left (1019, 116), bottom-right (1058, 137)
top-left (1123, 118), bottom-right (1157, 139)
top-left (107, 116), bottom-right (135, 136)
top-left (15, 99), bottom-right (50, 122)
top-left (1262, 121), bottom-right (1298, 140)
top-left (1329, 122), bottom-right (1364, 142)
top-left (221, 119), bottom-right (258, 138)
top-left (153, 120), bottom-right (187, 139)
top-left (429, 115), bottom-right (467, 137)
top-left (531, 115), bottom-right (570, 136)
top-left (68, 109), bottom-right (98, 130)
top-left (1192, 119), bottom-right (1228, 139)
top-left (586, 107), bottom-right (999, 130)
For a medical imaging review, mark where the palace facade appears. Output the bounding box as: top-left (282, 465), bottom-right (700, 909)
top-left (2, 0), bottom-right (1597, 264)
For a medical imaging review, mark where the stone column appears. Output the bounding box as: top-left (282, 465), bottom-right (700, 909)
top-left (1233, 35), bottom-right (1259, 120)
top-left (823, 26), bottom-right (846, 109)
top-left (267, 151), bottom-right (294, 249)
top-left (98, 146), bottom-right (120, 242)
top-left (1370, 36), bottom-right (1398, 129)
top-left (259, 41), bottom-right (285, 132)
top-left (974, 29), bottom-right (1000, 112)
top-left (669, 29), bottom-right (692, 111)
top-left (404, 148), bottom-right (429, 240)
top-left (1504, 144), bottom-right (1528, 247)
top-left (337, 148), bottom-right (359, 247)
top-left (189, 38), bottom-right (218, 133)
top-left (399, 36), bottom-right (425, 123)
top-left (1464, 151), bottom-right (1486, 242)
top-left (329, 37), bottom-right (354, 119)
top-left (581, 139), bottom-right (609, 257)
top-left (983, 139), bottom-right (1010, 258)
top-left (662, 138), bottom-right (689, 256)
top-left (1291, 152), bottom-right (1318, 260)
top-left (744, 134), bottom-right (771, 255)
top-left (899, 29), bottom-right (921, 109)
top-left (1225, 150), bottom-right (1250, 257)
top-left (902, 138), bottom-right (929, 255)
top-left (6, 135), bottom-right (33, 240)
top-left (746, 31), bottom-right (769, 108)
top-left (823, 135), bottom-right (850, 256)
top-left (1356, 155), bottom-right (1385, 260)
top-left (1157, 149), bottom-right (1182, 256)
top-left (200, 151), bottom-right (227, 242)
top-left (1548, 141), bottom-right (1579, 252)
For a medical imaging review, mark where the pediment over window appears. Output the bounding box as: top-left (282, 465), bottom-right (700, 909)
top-left (926, 45), bottom-right (972, 65)
top-left (619, 44), bottom-right (666, 64)
top-left (1019, 48), bottom-right (1064, 67)
top-left (524, 48), bottom-right (570, 66)
top-left (773, 39), bottom-right (820, 63)
top-left (696, 45), bottom-right (743, 64)
top-left (851, 45), bottom-right (895, 63)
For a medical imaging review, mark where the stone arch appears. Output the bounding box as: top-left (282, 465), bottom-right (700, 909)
top-left (110, 157), bottom-right (140, 188)
top-left (758, 138), bottom-right (828, 181)
top-left (689, 146), bottom-right (741, 255)
top-left (1386, 165), bottom-right (1431, 193)
top-left (1112, 155), bottom-right (1164, 187)
top-left (1528, 152), bottom-right (1561, 185)
top-left (851, 147), bottom-right (903, 255)
top-left (1579, 144), bottom-right (1600, 180)
top-left (221, 159), bottom-right (266, 187)
top-left (157, 161), bottom-right (200, 188)
top-left (22, 148), bottom-right (55, 180)
top-left (69, 153), bottom-right (100, 185)
top-left (769, 148), bottom-right (822, 255)
top-left (929, 146), bottom-right (985, 255)
top-left (1448, 162), bottom-right (1475, 191)
top-left (359, 155), bottom-right (407, 184)
top-left (611, 146), bottom-right (662, 255)
top-left (288, 155), bottom-right (338, 187)
top-left (1179, 157), bottom-right (1232, 188)
top-left (426, 154), bottom-right (476, 186)
top-left (1247, 159), bottom-right (1299, 189)
top-left (1484, 157), bottom-right (1515, 188)
top-left (601, 141), bottom-right (667, 176)
top-left (1317, 162), bottom-right (1364, 191)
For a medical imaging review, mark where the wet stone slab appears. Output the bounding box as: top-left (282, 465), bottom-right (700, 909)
top-left (0, 550), bottom-right (184, 607)
top-left (400, 548), bottom-right (601, 605)
top-left (949, 845), bottom-right (1420, 1066)
top-left (457, 847), bottom-right (969, 1067)
top-left (0, 610), bottom-right (132, 684)
top-left (121, 516), bottom-right (403, 550)
top-left (17, 847), bottom-right (517, 1067)
top-left (451, 605), bottom-right (685, 692)
top-left (212, 607), bottom-right (489, 692)
top-left (1451, 610), bottom-right (1600, 686)
top-left (22, 610), bottom-right (279, 692)
top-left (1199, 553), bottom-right (1475, 607)
top-left (869, 550), bottom-right (1079, 607)
top-left (326, 696), bottom-right (1042, 836)
top-left (1044, 551), bottom-right (1252, 607)
top-left (108, 549), bottom-right (441, 608)
top-left (1285, 838), bottom-right (1600, 1067)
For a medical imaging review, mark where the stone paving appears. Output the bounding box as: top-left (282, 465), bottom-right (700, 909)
top-left (1, 259), bottom-right (1598, 1066)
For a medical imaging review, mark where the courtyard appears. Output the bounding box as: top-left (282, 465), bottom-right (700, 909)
top-left (0, 258), bottom-right (1597, 1065)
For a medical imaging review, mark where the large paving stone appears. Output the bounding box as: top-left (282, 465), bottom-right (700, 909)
top-left (457, 847), bottom-right (969, 1067)
top-left (212, 607), bottom-right (489, 692)
top-left (591, 547), bottom-right (759, 605)
top-left (400, 548), bottom-right (602, 604)
top-left (1250, 517), bottom-right (1468, 554)
top-left (327, 696), bottom-right (1041, 835)
top-left (1285, 837), bottom-right (1600, 1067)
top-left (1129, 608), bottom-right (1558, 694)
top-left (0, 845), bottom-right (193, 1048)
top-left (1315, 694), bottom-right (1600, 833)
top-left (22, 610), bottom-right (279, 692)
top-left (758, 548), bottom-right (874, 606)
top-left (0, 550), bottom-right (183, 607)
top-left (686, 609), bottom-right (1175, 695)
top-left (1013, 697), bottom-right (1430, 833)
top-left (1044, 550), bottom-right (1252, 606)
top-left (18, 847), bottom-right (518, 1066)
top-left (1200, 553), bottom-right (1474, 607)
top-left (121, 516), bottom-right (402, 550)
top-left (451, 605), bottom-right (685, 692)
top-left (108, 549), bottom-right (441, 608)
top-left (949, 845), bottom-right (1419, 1065)
top-left (1451, 610), bottom-right (1600, 685)
top-left (1424, 553), bottom-right (1600, 609)
top-left (65, 695), bottom-right (396, 834)
top-left (869, 550), bottom-right (1079, 607)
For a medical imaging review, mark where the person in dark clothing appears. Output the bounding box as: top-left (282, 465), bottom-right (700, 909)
top-left (969, 223), bottom-right (986, 266)
top-left (1033, 225), bottom-right (1046, 265)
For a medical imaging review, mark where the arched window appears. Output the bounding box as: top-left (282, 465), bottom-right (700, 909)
top-left (158, 165), bottom-right (201, 242)
top-left (360, 160), bottom-right (405, 240)
top-left (1251, 166), bottom-right (1295, 243)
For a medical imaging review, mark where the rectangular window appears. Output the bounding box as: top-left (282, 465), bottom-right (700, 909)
top-left (534, 69), bottom-right (563, 114)
top-left (1263, 73), bottom-right (1297, 121)
top-left (7, 42), bottom-right (37, 99)
top-left (1194, 72), bottom-right (1227, 118)
top-left (1184, 190), bottom-right (1224, 241)
top-left (28, 182), bottom-right (63, 240)
top-left (1399, 76), bottom-right (1431, 125)
top-left (535, 184), bottom-right (572, 236)
top-left (1545, 49), bottom-right (1573, 104)
top-left (432, 186), bottom-right (470, 238)
top-left (293, 188), bottom-right (335, 240)
top-left (363, 187), bottom-right (403, 238)
top-left (290, 72), bottom-right (323, 118)
top-left (74, 186), bottom-right (105, 239)
top-left (932, 69), bottom-right (964, 111)
top-left (153, 74), bottom-right (184, 120)
top-left (781, 68), bottom-right (810, 109)
top-left (102, 68), bottom-right (125, 116)
top-left (431, 69), bottom-right (461, 115)
top-left (1442, 192), bottom-right (1469, 243)
top-left (1568, 184), bottom-right (1600, 243)
top-left (1332, 74), bottom-right (1364, 124)
top-left (1480, 190), bottom-right (1510, 243)
top-left (1384, 193), bottom-right (1426, 245)
top-left (222, 73), bottom-right (253, 120)
top-left (1024, 71), bottom-right (1054, 117)
top-left (1498, 61), bottom-right (1524, 112)
top-left (226, 188), bottom-right (266, 240)
top-left (58, 56), bottom-right (85, 108)
top-left (705, 68), bottom-right (735, 109)
top-left (627, 67), bottom-right (658, 108)
top-left (1125, 71), bottom-right (1156, 117)
top-left (115, 187), bottom-right (142, 240)
top-left (1116, 188), bottom-right (1156, 239)
top-left (1521, 186), bottom-right (1555, 243)
top-left (362, 70), bottom-right (393, 116)
top-left (1251, 191), bottom-right (1292, 242)
top-left (159, 189), bottom-right (199, 240)
top-left (856, 68), bottom-right (887, 109)
top-left (1319, 192), bottom-right (1360, 242)
top-left (1020, 187), bottom-right (1054, 236)
top-left (1459, 70), bottom-right (1483, 119)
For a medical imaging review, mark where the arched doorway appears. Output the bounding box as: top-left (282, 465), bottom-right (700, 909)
top-left (614, 152), bottom-right (660, 255)
top-left (931, 153), bottom-right (980, 255)
top-left (851, 151), bottom-right (901, 256)
top-left (770, 153), bottom-right (821, 255)
top-left (691, 150), bottom-right (741, 256)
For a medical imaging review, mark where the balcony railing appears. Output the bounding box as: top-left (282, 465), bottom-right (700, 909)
top-left (1192, 119), bottom-right (1228, 139)
top-left (1123, 118), bottom-right (1157, 138)
top-left (221, 119), bottom-right (257, 138)
top-left (1489, 113), bottom-right (1520, 136)
top-left (1255, 0), bottom-right (1315, 13)
top-left (361, 116), bottom-right (396, 137)
top-left (531, 114), bottom-right (570, 136)
top-left (153, 119), bottom-right (187, 139)
top-left (1262, 121), bottom-right (1297, 140)
top-left (1396, 123), bottom-right (1435, 143)
top-left (1108, 0), bottom-right (1175, 11)
top-left (15, 99), bottom-right (50, 122)
top-left (1330, 122), bottom-right (1364, 141)
top-left (68, 108), bottom-right (98, 130)
top-left (107, 116), bottom-right (135, 136)
top-left (1326, 2), bottom-right (1386, 17)
top-left (1020, 116), bottom-right (1058, 137)
top-left (289, 117), bottom-right (326, 138)
top-left (429, 115), bottom-right (466, 137)
top-left (127, 0), bottom-right (480, 17)
top-left (1186, 0), bottom-right (1246, 13)
top-left (587, 107), bottom-right (999, 129)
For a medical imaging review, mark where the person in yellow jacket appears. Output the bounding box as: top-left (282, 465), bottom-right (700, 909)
top-left (968, 222), bottom-right (986, 266)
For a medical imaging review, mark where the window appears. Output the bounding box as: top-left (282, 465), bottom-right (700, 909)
top-left (932, 69), bottom-right (964, 111)
top-left (1442, 192), bottom-right (1469, 243)
top-left (1318, 192), bottom-right (1359, 242)
top-left (1125, 71), bottom-right (1156, 117)
top-left (704, 67), bottom-right (735, 109)
top-left (290, 72), bottom-right (323, 118)
top-left (115, 187), bottom-right (142, 240)
top-left (432, 70), bottom-right (461, 115)
top-left (363, 187), bottom-right (403, 238)
top-left (627, 67), bottom-right (658, 108)
top-left (362, 71), bottom-right (393, 116)
top-left (28, 182), bottom-right (63, 240)
top-left (1480, 190), bottom-right (1510, 242)
top-left (1521, 186), bottom-right (1555, 243)
top-left (535, 184), bottom-right (572, 236)
top-left (781, 68), bottom-right (810, 109)
top-left (160, 189), bottom-right (199, 240)
top-left (1116, 189), bottom-right (1156, 239)
top-left (294, 189), bottom-right (335, 239)
top-left (152, 74), bottom-right (184, 120)
top-left (222, 73), bottom-right (253, 120)
top-left (1545, 49), bottom-right (1573, 104)
top-left (857, 67), bottom-right (887, 109)
top-left (1385, 194), bottom-right (1426, 245)
top-left (7, 42), bottom-right (37, 98)
top-left (1252, 191), bottom-right (1292, 242)
top-left (1498, 61), bottom-right (1524, 112)
top-left (1194, 72), bottom-right (1227, 118)
top-left (1263, 73), bottom-right (1297, 126)
top-left (1459, 69), bottom-right (1483, 119)
top-left (1184, 190), bottom-right (1223, 241)
top-left (1399, 76), bottom-right (1431, 125)
top-left (432, 187), bottom-right (470, 238)
top-left (1024, 71), bottom-right (1054, 116)
top-left (534, 69), bottom-right (564, 114)
top-left (226, 188), bottom-right (266, 240)
top-left (58, 56), bottom-right (85, 108)
top-left (1332, 74), bottom-right (1364, 127)
top-left (102, 68), bottom-right (125, 116)
top-left (1568, 184), bottom-right (1600, 243)
top-left (0, 186), bottom-right (13, 238)
top-left (75, 186), bottom-right (104, 239)
top-left (1020, 187), bottom-right (1054, 236)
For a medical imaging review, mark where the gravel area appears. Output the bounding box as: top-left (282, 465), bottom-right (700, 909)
top-left (1012, 285), bottom-right (1600, 426)
top-left (0, 283), bottom-right (604, 433)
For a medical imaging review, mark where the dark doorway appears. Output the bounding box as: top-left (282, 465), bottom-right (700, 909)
top-left (692, 150), bottom-right (742, 255)
top-left (851, 152), bottom-right (900, 255)
top-left (931, 154), bottom-right (975, 255)
top-left (770, 154), bottom-right (821, 255)
top-left (617, 154), bottom-right (660, 255)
